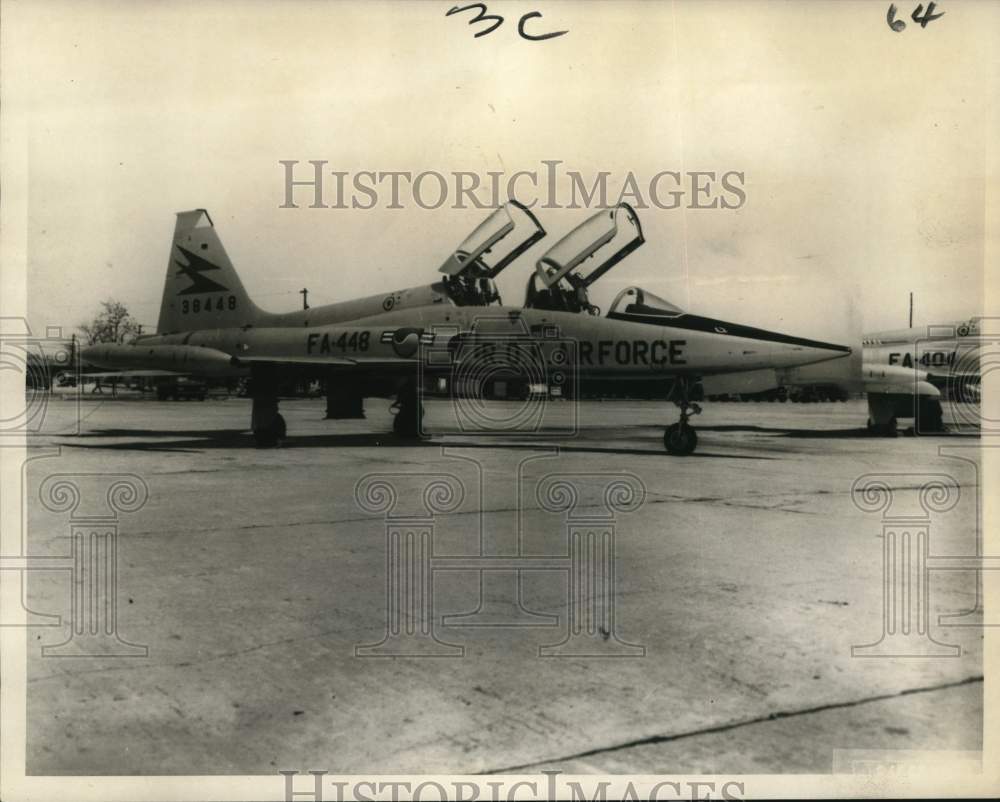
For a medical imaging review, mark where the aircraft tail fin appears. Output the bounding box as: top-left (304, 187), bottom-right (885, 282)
top-left (156, 210), bottom-right (263, 334)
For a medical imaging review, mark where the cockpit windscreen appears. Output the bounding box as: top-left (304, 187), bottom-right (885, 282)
top-left (608, 287), bottom-right (685, 319)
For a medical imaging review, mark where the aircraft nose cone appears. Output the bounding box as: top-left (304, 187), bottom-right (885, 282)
top-left (797, 343), bottom-right (851, 365)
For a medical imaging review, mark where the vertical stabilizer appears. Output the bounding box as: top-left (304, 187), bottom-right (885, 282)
top-left (156, 210), bottom-right (262, 334)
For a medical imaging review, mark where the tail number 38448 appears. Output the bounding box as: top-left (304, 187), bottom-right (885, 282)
top-left (181, 296), bottom-right (237, 314)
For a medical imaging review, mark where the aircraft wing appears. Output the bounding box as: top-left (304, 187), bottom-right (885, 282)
top-left (82, 340), bottom-right (435, 378)
top-left (232, 355), bottom-right (418, 369)
top-left (80, 369), bottom-right (189, 378)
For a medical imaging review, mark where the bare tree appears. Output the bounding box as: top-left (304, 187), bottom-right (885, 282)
top-left (78, 299), bottom-right (142, 396)
top-left (79, 300), bottom-right (142, 345)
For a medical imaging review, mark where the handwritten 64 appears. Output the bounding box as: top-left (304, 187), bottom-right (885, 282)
top-left (887, 2), bottom-right (944, 32)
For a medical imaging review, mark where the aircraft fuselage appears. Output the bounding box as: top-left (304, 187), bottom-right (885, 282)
top-left (121, 303), bottom-right (849, 380)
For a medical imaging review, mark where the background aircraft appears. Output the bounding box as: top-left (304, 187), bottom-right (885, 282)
top-left (82, 203), bottom-right (854, 454)
top-left (770, 316), bottom-right (981, 436)
top-left (863, 320), bottom-right (981, 397)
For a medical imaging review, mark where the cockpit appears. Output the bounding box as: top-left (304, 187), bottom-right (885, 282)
top-left (524, 203), bottom-right (644, 316)
top-left (607, 287), bottom-right (685, 320)
top-left (433, 200), bottom-right (651, 313)
top-left (437, 200), bottom-right (546, 307)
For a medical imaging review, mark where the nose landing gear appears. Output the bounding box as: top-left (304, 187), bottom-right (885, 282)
top-left (664, 380), bottom-right (701, 456)
top-left (664, 418), bottom-right (698, 455)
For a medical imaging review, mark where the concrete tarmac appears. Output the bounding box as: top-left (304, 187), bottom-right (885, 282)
top-left (21, 394), bottom-right (983, 774)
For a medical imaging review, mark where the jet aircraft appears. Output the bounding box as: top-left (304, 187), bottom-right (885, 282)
top-left (863, 320), bottom-right (981, 396)
top-left (773, 315), bottom-right (982, 436)
top-left (83, 202), bottom-right (853, 454)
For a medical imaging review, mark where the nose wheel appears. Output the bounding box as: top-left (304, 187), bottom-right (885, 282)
top-left (664, 421), bottom-right (698, 455)
top-left (664, 379), bottom-right (701, 456)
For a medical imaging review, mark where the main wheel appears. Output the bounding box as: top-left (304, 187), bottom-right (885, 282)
top-left (916, 402), bottom-right (945, 435)
top-left (869, 416), bottom-right (897, 437)
top-left (253, 413), bottom-right (286, 448)
top-left (392, 413), bottom-right (406, 436)
top-left (664, 423), bottom-right (698, 456)
top-left (392, 403), bottom-right (424, 438)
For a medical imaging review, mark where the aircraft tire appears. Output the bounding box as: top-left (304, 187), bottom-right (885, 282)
top-left (879, 417), bottom-right (898, 437)
top-left (916, 400), bottom-right (945, 435)
top-left (253, 429), bottom-right (277, 448)
top-left (392, 404), bottom-right (424, 438)
top-left (253, 413), bottom-right (286, 448)
top-left (664, 423), bottom-right (697, 456)
top-left (866, 416), bottom-right (898, 437)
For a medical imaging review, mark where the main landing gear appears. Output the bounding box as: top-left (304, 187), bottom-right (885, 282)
top-left (664, 379), bottom-right (701, 456)
top-left (251, 395), bottom-right (286, 448)
top-left (391, 382), bottom-right (424, 438)
top-left (325, 379), bottom-right (365, 419)
top-left (249, 366), bottom-right (286, 448)
top-left (866, 416), bottom-right (898, 437)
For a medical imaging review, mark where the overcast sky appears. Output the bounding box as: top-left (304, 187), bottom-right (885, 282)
top-left (8, 0), bottom-right (996, 343)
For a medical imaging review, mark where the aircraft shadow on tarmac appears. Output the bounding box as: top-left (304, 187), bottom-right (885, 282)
top-left (699, 424), bottom-right (980, 439)
top-left (59, 428), bottom-right (776, 459)
top-left (59, 430), bottom-right (421, 454)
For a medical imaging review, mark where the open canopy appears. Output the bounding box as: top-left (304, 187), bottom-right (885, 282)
top-left (535, 203), bottom-right (644, 289)
top-left (439, 200), bottom-right (546, 280)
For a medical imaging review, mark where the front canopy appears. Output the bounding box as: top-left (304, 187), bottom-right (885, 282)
top-left (438, 200), bottom-right (546, 280)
